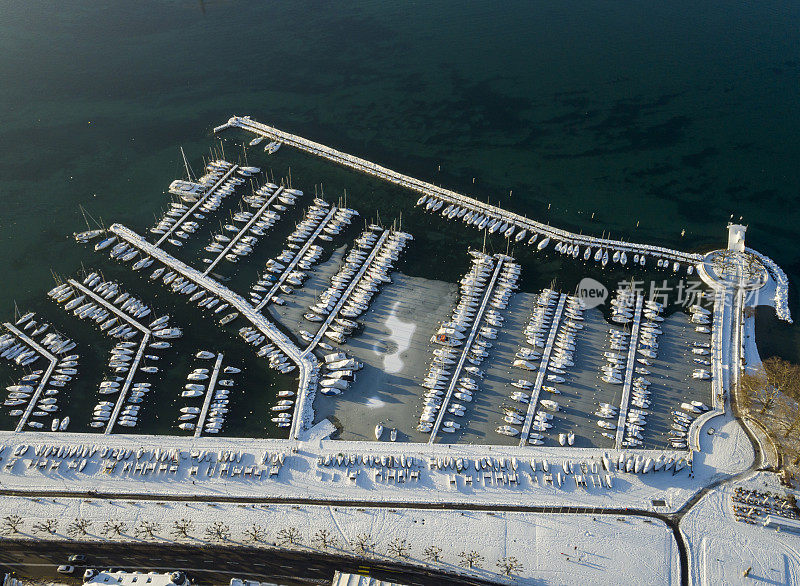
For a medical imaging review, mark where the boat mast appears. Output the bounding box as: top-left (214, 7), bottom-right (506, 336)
top-left (180, 146), bottom-right (194, 181)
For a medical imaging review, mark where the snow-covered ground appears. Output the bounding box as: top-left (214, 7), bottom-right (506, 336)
top-left (680, 472), bottom-right (800, 586)
top-left (0, 494), bottom-right (680, 586)
top-left (382, 301), bottom-right (415, 374)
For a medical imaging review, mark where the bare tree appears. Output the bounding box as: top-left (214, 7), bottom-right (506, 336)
top-left (1, 515), bottom-right (24, 535)
top-left (353, 533), bottom-right (376, 555)
top-left (242, 524), bottom-right (267, 543)
top-left (204, 522), bottom-right (231, 543)
top-left (171, 519), bottom-right (194, 540)
top-left (276, 527), bottom-right (302, 546)
top-left (387, 538), bottom-right (412, 558)
top-left (134, 521), bottom-right (161, 540)
top-left (311, 528), bottom-right (338, 549)
top-left (741, 370), bottom-right (780, 414)
top-left (496, 556), bottom-right (523, 576)
top-left (32, 519), bottom-right (59, 535)
top-left (459, 550), bottom-right (484, 569)
top-left (763, 357), bottom-right (800, 402)
top-left (423, 545), bottom-right (442, 563)
top-left (66, 518), bottom-right (92, 538)
top-left (775, 398), bottom-right (800, 439)
top-left (101, 520), bottom-right (127, 537)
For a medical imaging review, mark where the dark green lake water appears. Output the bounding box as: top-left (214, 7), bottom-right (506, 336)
top-left (0, 0), bottom-right (798, 421)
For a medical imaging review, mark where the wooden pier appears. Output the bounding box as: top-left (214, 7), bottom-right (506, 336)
top-left (156, 164), bottom-right (240, 247)
top-left (4, 322), bottom-right (58, 433)
top-left (67, 278), bottom-right (151, 435)
top-left (517, 294), bottom-right (567, 446)
top-left (429, 255), bottom-right (507, 444)
top-left (255, 205), bottom-right (339, 312)
top-left (203, 186), bottom-right (284, 275)
top-left (195, 352), bottom-right (224, 437)
top-left (615, 294), bottom-right (644, 449)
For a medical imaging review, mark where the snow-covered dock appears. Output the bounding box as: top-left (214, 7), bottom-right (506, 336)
top-left (156, 164), bottom-right (239, 247)
top-left (254, 205), bottom-right (339, 312)
top-left (429, 255), bottom-right (508, 443)
top-left (109, 224), bottom-right (318, 440)
top-left (203, 186), bottom-right (284, 275)
top-left (66, 278), bottom-right (152, 435)
top-left (615, 294), bottom-right (644, 449)
top-left (518, 294), bottom-right (567, 446)
top-left (304, 230), bottom-right (391, 355)
top-left (222, 115), bottom-right (702, 267)
top-left (3, 322), bottom-right (57, 432)
top-left (195, 353), bottom-right (225, 438)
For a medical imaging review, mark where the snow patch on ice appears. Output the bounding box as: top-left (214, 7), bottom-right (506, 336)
top-left (383, 301), bottom-right (415, 373)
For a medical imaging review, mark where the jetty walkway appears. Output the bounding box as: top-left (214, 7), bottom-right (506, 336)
top-left (110, 224), bottom-right (317, 440)
top-left (255, 205), bottom-right (339, 313)
top-left (195, 353), bottom-right (225, 437)
top-left (67, 278), bottom-right (151, 435)
top-left (218, 116), bottom-right (702, 267)
top-left (517, 294), bottom-right (567, 446)
top-left (430, 255), bottom-right (507, 443)
top-left (156, 164), bottom-right (239, 247)
top-left (615, 294), bottom-right (644, 449)
top-left (4, 322), bottom-right (58, 433)
top-left (203, 186), bottom-right (284, 275)
top-left (304, 229), bottom-right (391, 355)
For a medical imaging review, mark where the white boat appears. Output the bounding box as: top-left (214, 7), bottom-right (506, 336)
top-left (390, 428), bottom-right (397, 442)
top-left (375, 424), bottom-right (384, 440)
top-left (495, 425), bottom-right (519, 437)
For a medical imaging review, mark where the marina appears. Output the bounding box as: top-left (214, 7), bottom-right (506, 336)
top-left (424, 253), bottom-right (511, 442)
top-left (0, 121), bottom-right (791, 586)
top-left (0, 128), bottom-right (758, 457)
top-left (614, 294), bottom-right (644, 448)
top-left (251, 203), bottom-right (344, 311)
top-left (155, 163), bottom-right (240, 247)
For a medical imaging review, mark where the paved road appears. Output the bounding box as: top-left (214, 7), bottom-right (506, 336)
top-left (0, 539), bottom-right (498, 586)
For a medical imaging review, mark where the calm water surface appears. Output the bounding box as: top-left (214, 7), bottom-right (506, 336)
top-left (0, 1), bottom-right (798, 370)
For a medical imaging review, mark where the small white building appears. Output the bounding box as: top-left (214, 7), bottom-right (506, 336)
top-left (727, 223), bottom-right (747, 253)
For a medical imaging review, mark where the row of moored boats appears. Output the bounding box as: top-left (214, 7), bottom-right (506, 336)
top-left (416, 194), bottom-right (697, 274)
